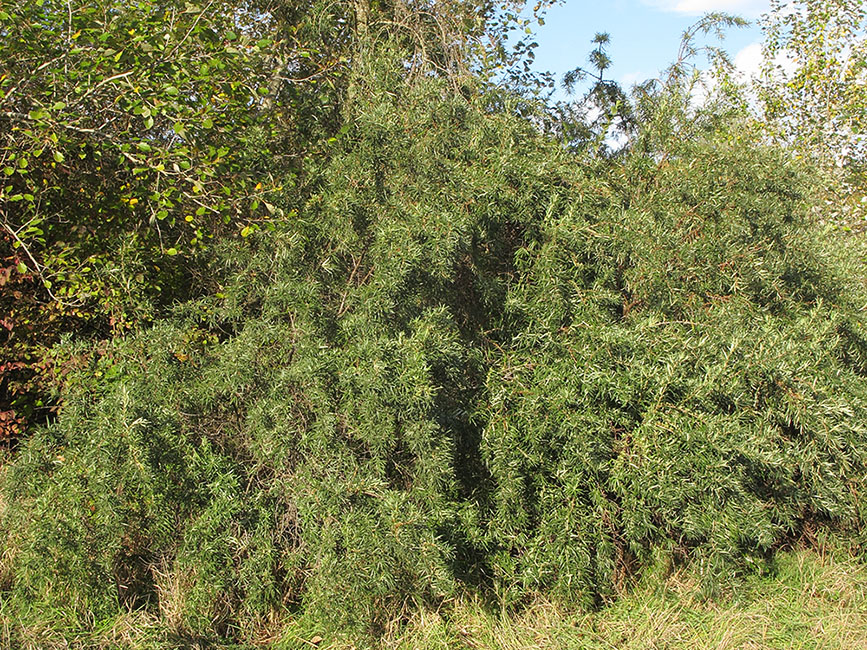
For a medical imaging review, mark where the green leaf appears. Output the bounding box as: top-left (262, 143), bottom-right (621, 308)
top-left (166, 247), bottom-right (178, 256)
top-left (16, 262), bottom-right (27, 274)
top-left (202, 117), bottom-right (213, 129)
top-left (53, 151), bottom-right (64, 163)
top-left (240, 226), bottom-right (251, 237)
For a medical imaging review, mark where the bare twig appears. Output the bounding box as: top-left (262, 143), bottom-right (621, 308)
top-left (0, 56), bottom-right (66, 109)
top-left (1, 221), bottom-right (85, 307)
top-left (164, 1), bottom-right (214, 61)
top-left (68, 70), bottom-right (135, 108)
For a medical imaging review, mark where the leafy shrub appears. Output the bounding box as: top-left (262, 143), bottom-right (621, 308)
top-left (482, 140), bottom-right (867, 606)
top-left (2, 54), bottom-right (867, 648)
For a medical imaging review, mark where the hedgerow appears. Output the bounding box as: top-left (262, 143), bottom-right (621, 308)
top-left (2, 44), bottom-right (867, 648)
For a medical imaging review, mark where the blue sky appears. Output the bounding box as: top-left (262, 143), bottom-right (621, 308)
top-left (530, 0), bottom-right (770, 96)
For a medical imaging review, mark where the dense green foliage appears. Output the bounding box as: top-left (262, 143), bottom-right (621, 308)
top-left (2, 1), bottom-right (867, 647)
top-left (0, 0), bottom-right (354, 437)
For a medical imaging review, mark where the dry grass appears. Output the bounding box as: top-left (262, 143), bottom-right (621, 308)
top-left (367, 547), bottom-right (867, 650)
top-left (2, 546), bottom-right (866, 649)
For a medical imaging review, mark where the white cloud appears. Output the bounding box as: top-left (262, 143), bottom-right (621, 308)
top-left (619, 71), bottom-right (646, 87)
top-left (731, 39), bottom-right (797, 82)
top-left (690, 40), bottom-right (792, 110)
top-left (733, 41), bottom-right (763, 80)
top-left (643, 0), bottom-right (769, 18)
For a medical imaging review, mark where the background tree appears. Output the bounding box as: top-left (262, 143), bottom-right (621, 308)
top-left (0, 0), bottom-right (353, 439)
top-left (0, 0), bottom-right (554, 442)
top-left (760, 0), bottom-right (867, 171)
top-left (554, 32), bottom-right (636, 156)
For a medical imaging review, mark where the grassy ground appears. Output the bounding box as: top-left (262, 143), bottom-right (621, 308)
top-left (3, 545), bottom-right (866, 649)
top-left (381, 547), bottom-right (867, 650)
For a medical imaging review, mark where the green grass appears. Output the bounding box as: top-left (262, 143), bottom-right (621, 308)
top-left (6, 544), bottom-right (864, 649)
top-left (381, 546), bottom-right (867, 650)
